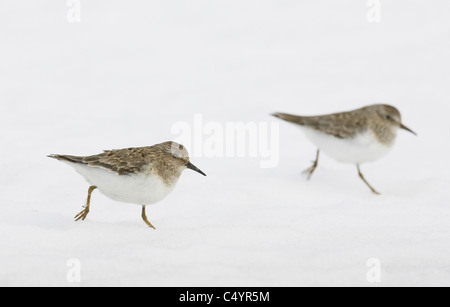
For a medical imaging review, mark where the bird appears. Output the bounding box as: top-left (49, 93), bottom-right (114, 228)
top-left (272, 104), bottom-right (416, 194)
top-left (48, 141), bottom-right (206, 228)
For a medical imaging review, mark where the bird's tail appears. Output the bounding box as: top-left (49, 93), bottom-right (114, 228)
top-left (271, 112), bottom-right (306, 125)
top-left (47, 154), bottom-right (85, 164)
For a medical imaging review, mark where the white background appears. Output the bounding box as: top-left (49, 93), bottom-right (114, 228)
top-left (1, 0), bottom-right (449, 286)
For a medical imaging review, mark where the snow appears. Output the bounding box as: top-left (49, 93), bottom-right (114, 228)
top-left (1, 0), bottom-right (450, 286)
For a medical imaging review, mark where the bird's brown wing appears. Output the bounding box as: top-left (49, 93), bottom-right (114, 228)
top-left (272, 111), bottom-right (367, 139)
top-left (82, 147), bottom-right (153, 175)
top-left (49, 147), bottom-right (154, 175)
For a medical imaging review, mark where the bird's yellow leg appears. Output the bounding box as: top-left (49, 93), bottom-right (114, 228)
top-left (141, 205), bottom-right (156, 229)
top-left (357, 165), bottom-right (380, 195)
top-left (74, 186), bottom-right (97, 221)
top-left (302, 150), bottom-right (320, 180)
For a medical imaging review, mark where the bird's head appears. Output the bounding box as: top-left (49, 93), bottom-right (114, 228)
top-left (161, 141), bottom-right (206, 176)
top-left (373, 104), bottom-right (416, 135)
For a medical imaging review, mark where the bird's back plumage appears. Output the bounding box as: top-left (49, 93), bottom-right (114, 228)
top-left (272, 108), bottom-right (369, 139)
top-left (49, 147), bottom-right (161, 175)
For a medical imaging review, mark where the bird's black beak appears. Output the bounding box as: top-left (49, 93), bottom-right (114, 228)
top-left (186, 161), bottom-right (206, 176)
top-left (400, 123), bottom-right (417, 136)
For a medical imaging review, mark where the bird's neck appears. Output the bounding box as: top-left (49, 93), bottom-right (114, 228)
top-left (370, 122), bottom-right (397, 146)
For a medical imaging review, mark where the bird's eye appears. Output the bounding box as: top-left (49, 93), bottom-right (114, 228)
top-left (385, 115), bottom-right (392, 120)
top-left (172, 154), bottom-right (178, 159)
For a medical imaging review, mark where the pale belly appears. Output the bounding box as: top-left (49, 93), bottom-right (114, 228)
top-left (300, 127), bottom-right (393, 164)
top-left (67, 162), bottom-right (177, 205)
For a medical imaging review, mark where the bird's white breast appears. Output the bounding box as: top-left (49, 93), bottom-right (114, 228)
top-left (300, 127), bottom-right (393, 164)
top-left (66, 162), bottom-right (177, 205)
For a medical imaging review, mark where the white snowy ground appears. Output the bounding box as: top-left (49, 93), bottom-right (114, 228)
top-left (1, 1), bottom-right (450, 286)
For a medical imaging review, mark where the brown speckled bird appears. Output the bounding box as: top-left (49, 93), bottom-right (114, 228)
top-left (273, 104), bottom-right (416, 194)
top-left (48, 141), bottom-right (206, 229)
